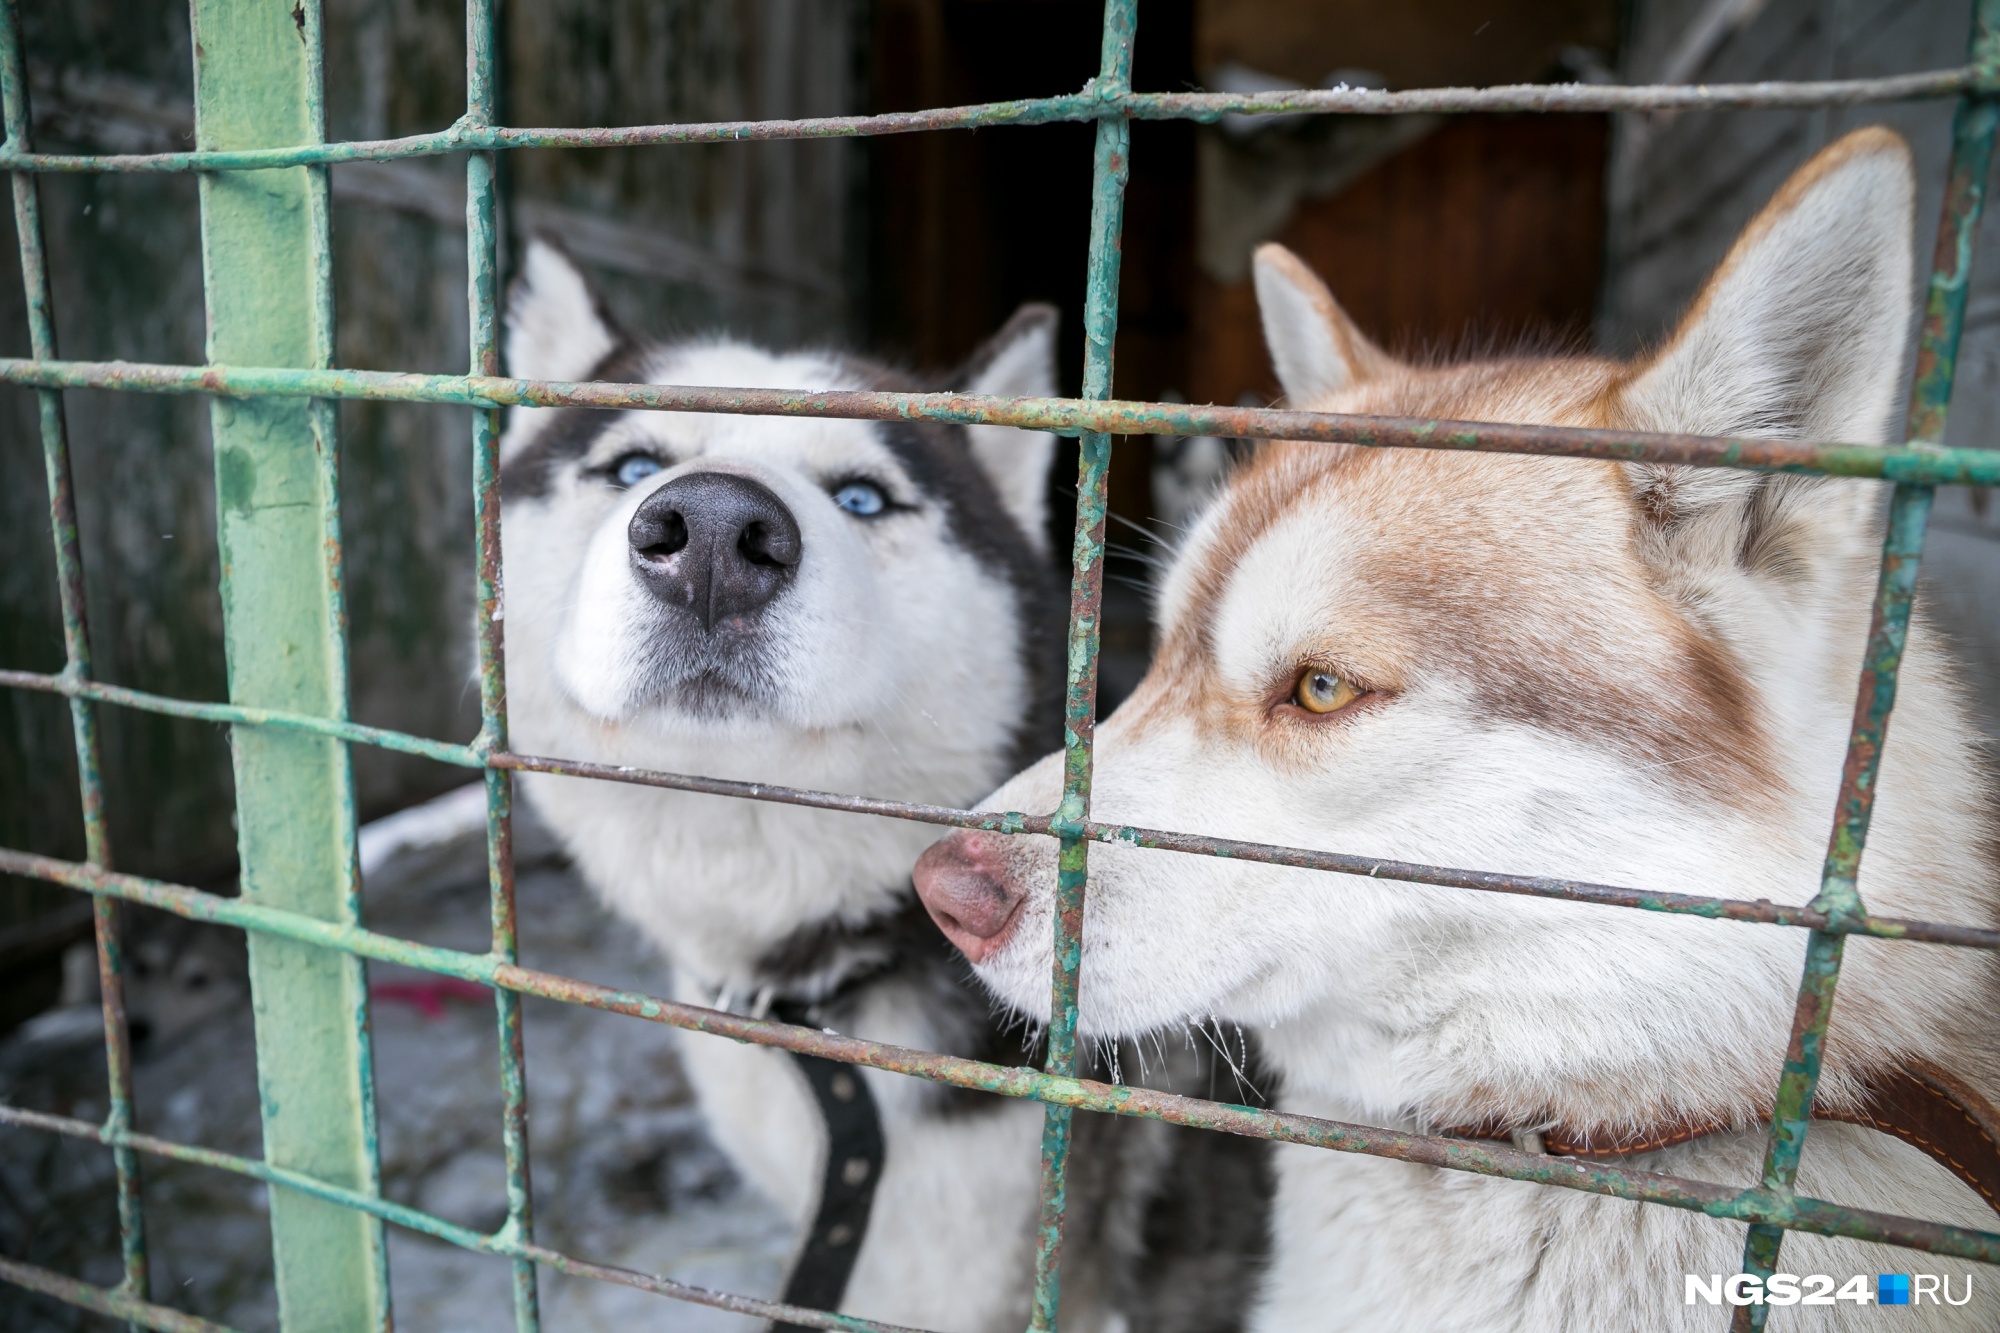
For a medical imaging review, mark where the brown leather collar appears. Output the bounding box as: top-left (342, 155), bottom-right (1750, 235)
top-left (1439, 1059), bottom-right (2000, 1213)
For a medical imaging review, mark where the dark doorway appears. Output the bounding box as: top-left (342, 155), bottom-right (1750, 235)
top-left (868, 0), bottom-right (1195, 708)
top-left (866, 1), bottom-right (1617, 711)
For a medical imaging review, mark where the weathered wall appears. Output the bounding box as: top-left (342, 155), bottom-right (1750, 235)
top-left (0, 0), bottom-right (863, 931)
top-left (1602, 0), bottom-right (2000, 742)
top-left (1185, 0), bottom-right (1620, 420)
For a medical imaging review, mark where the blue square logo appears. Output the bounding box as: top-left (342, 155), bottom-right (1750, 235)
top-left (1879, 1274), bottom-right (1911, 1305)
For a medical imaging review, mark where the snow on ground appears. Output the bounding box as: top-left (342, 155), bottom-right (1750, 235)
top-left (0, 790), bottom-right (793, 1332)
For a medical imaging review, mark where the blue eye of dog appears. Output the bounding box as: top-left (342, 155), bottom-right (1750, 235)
top-left (613, 454), bottom-right (663, 487)
top-left (832, 481), bottom-right (887, 517)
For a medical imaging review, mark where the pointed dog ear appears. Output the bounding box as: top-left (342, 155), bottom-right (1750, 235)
top-left (958, 303), bottom-right (1060, 555)
top-left (1252, 243), bottom-right (1393, 405)
top-left (1615, 128), bottom-right (1917, 590)
top-left (1619, 127), bottom-right (1915, 448)
top-left (500, 237), bottom-right (622, 463)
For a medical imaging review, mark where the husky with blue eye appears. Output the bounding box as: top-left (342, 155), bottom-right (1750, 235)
top-left (497, 239), bottom-right (1269, 1333)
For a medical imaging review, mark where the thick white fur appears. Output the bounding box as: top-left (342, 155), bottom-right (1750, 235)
top-left (501, 240), bottom-right (619, 461)
top-left (956, 130), bottom-right (2000, 1328)
top-left (1251, 243), bottom-right (1391, 401)
top-left (500, 243), bottom-right (1060, 1331)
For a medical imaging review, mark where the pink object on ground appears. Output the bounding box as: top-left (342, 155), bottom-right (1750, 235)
top-left (370, 977), bottom-right (493, 1020)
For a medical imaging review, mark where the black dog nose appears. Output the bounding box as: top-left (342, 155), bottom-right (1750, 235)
top-left (628, 472), bottom-right (802, 630)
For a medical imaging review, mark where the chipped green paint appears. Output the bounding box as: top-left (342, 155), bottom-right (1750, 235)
top-left (463, 1), bottom-right (541, 1325)
top-left (1813, 486), bottom-right (1943, 914)
top-left (0, 1254), bottom-right (234, 1333)
top-left (1030, 5), bottom-right (1137, 1328)
top-left (0, 669), bottom-right (485, 767)
top-left (5, 850), bottom-right (2000, 1273)
top-left (1734, 3), bottom-right (2000, 1322)
top-left (12, 356), bottom-right (2000, 485)
top-left (0, 0), bottom-right (148, 1315)
top-left (190, 2), bottom-right (388, 1329)
top-left (1908, 21), bottom-right (2000, 445)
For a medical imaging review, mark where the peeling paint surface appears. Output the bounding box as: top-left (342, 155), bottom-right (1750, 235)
top-left (1731, 6), bottom-right (2000, 1327)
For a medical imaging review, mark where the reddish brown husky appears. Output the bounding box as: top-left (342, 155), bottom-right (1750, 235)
top-left (916, 128), bottom-right (2000, 1329)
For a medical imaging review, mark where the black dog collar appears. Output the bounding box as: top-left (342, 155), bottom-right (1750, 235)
top-left (766, 996), bottom-right (886, 1331)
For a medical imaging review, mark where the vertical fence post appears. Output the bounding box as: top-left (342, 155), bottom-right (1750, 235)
top-left (1028, 3), bottom-right (1137, 1329)
top-left (464, 1), bottom-right (542, 1329)
top-left (1732, 2), bottom-right (2000, 1325)
top-left (190, 2), bottom-right (390, 1329)
top-left (0, 0), bottom-right (149, 1316)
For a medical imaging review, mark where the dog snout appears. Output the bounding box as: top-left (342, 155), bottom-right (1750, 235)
top-left (913, 832), bottom-right (1026, 963)
top-left (628, 472), bottom-right (803, 631)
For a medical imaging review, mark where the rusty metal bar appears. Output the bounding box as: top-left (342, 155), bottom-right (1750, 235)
top-left (463, 0), bottom-right (540, 1326)
top-left (0, 667), bottom-right (485, 766)
top-left (0, 0), bottom-right (148, 1314)
top-left (0, 1255), bottom-right (238, 1333)
top-left (3, 860), bottom-right (1999, 1269)
top-left (1029, 5), bottom-right (1136, 1325)
top-left (10, 357), bottom-right (2000, 485)
top-left (0, 67), bottom-right (1984, 177)
top-left (1733, 2), bottom-right (2000, 1324)
top-left (3, 666), bottom-right (1998, 948)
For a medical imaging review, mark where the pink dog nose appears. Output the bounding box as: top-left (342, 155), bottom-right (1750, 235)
top-left (913, 832), bottom-right (1025, 963)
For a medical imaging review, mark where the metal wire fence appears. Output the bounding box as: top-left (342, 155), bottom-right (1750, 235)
top-left (2, 1), bottom-right (1999, 1331)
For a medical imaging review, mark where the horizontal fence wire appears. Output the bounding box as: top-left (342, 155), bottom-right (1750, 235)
top-left (0, 1106), bottom-right (931, 1333)
top-left (2, 854), bottom-right (1998, 1270)
top-left (0, 1254), bottom-right (233, 1333)
top-left (4, 7), bottom-right (2000, 1329)
top-left (1, 670), bottom-right (1997, 949)
top-left (0, 68), bottom-right (1986, 174)
top-left (7, 358), bottom-right (2000, 482)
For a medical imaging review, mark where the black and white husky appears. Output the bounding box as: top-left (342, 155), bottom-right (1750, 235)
top-left (498, 240), bottom-right (1266, 1333)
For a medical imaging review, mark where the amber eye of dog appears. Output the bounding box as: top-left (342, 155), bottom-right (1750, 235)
top-left (1294, 668), bottom-right (1360, 715)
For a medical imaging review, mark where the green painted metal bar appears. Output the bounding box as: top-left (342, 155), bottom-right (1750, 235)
top-left (0, 1106), bottom-right (934, 1333)
top-left (1029, 4), bottom-right (1136, 1327)
top-left (0, 1256), bottom-right (240, 1333)
top-left (1733, 3), bottom-right (2000, 1324)
top-left (464, 0), bottom-right (541, 1326)
top-left (188, 2), bottom-right (388, 1329)
top-left (0, 667), bottom-right (484, 765)
top-left (0, 67), bottom-right (1983, 177)
top-left (4, 855), bottom-right (2000, 1267)
top-left (15, 355), bottom-right (2000, 484)
top-left (0, 1), bottom-right (149, 1316)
